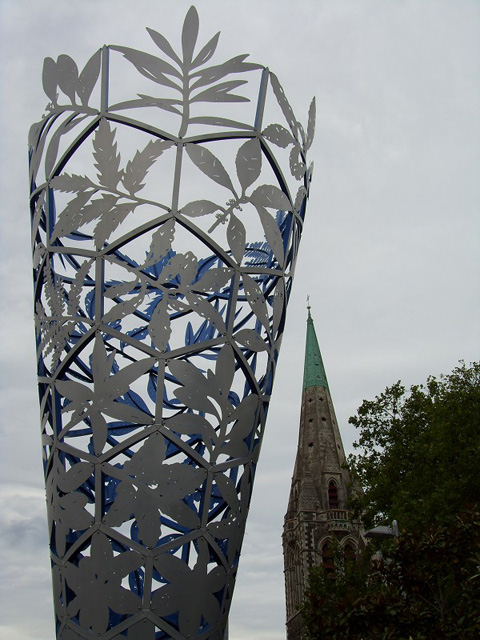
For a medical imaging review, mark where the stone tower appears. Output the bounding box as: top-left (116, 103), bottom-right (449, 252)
top-left (283, 307), bottom-right (364, 640)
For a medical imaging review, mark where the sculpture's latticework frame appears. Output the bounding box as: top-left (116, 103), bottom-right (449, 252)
top-left (29, 7), bottom-right (314, 639)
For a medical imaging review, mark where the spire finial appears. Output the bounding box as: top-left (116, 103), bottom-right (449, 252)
top-left (306, 294), bottom-right (311, 318)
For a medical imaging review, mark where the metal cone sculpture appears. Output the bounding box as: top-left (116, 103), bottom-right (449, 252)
top-left (29, 7), bottom-right (314, 639)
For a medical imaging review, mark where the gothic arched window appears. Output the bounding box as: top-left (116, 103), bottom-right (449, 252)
top-left (343, 542), bottom-right (356, 567)
top-left (322, 540), bottom-right (335, 576)
top-left (328, 479), bottom-right (339, 509)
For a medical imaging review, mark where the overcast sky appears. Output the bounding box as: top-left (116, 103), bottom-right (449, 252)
top-left (0, 1), bottom-right (479, 639)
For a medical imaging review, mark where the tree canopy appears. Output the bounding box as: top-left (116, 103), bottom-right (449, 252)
top-left (348, 361), bottom-right (480, 530)
top-left (303, 361), bottom-right (480, 639)
top-left (303, 509), bottom-right (480, 639)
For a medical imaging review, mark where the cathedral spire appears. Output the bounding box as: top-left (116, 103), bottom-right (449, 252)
top-left (303, 302), bottom-right (329, 391)
top-left (283, 305), bottom-right (364, 640)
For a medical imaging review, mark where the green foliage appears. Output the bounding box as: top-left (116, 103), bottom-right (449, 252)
top-left (348, 361), bottom-right (480, 530)
top-left (303, 510), bottom-right (480, 639)
top-left (303, 362), bottom-right (480, 639)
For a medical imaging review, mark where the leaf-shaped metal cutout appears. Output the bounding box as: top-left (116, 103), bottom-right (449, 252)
top-left (255, 204), bottom-right (285, 268)
top-left (227, 213), bottom-right (245, 263)
top-left (167, 413), bottom-right (217, 446)
top-left (185, 293), bottom-right (226, 333)
top-left (42, 57), bottom-right (57, 103)
top-left (306, 97), bottom-right (316, 150)
top-left (191, 267), bottom-right (233, 293)
top-left (262, 123), bottom-right (295, 149)
top-left (109, 95), bottom-right (182, 115)
top-left (51, 173), bottom-right (95, 193)
top-left (272, 278), bottom-right (285, 338)
top-left (169, 359), bottom-right (217, 415)
top-left (189, 116), bottom-right (254, 130)
top-left (236, 138), bottom-right (262, 192)
top-left (93, 119), bottom-right (123, 190)
top-left (51, 189), bottom-right (94, 241)
top-left (181, 200), bottom-right (220, 217)
top-left (105, 278), bottom-right (138, 299)
top-left (110, 46), bottom-right (182, 89)
top-left (123, 139), bottom-right (172, 195)
top-left (185, 144), bottom-right (235, 193)
top-left (214, 474), bottom-right (239, 512)
top-left (234, 328), bottom-right (268, 352)
top-left (191, 80), bottom-right (249, 104)
top-left (94, 200), bottom-right (137, 249)
top-left (269, 72), bottom-right (298, 138)
top-left (56, 54), bottom-right (78, 103)
top-left (102, 282), bottom-right (145, 323)
top-left (250, 184), bottom-right (290, 210)
top-left (182, 6), bottom-right (199, 66)
top-left (144, 218), bottom-right (175, 266)
top-left (148, 300), bottom-right (171, 351)
top-left (242, 274), bottom-right (269, 330)
top-left (146, 28), bottom-right (182, 65)
top-left (57, 462), bottom-right (94, 493)
top-left (289, 145), bottom-right (306, 180)
top-left (294, 185), bottom-right (307, 213)
top-left (58, 493), bottom-right (94, 530)
top-left (214, 344), bottom-right (235, 397)
top-left (192, 32), bottom-right (220, 69)
top-left (77, 50), bottom-right (101, 106)
top-left (190, 55), bottom-right (262, 90)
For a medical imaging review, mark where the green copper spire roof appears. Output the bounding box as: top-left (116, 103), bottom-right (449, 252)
top-left (303, 306), bottom-right (329, 390)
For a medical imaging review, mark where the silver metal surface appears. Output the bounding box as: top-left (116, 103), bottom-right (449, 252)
top-left (29, 6), bottom-right (314, 638)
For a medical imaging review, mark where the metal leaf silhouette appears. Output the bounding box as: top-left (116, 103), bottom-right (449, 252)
top-left (236, 138), bottom-right (262, 191)
top-left (306, 97), bottom-right (316, 150)
top-left (166, 413), bottom-right (217, 451)
top-left (182, 6), bottom-right (199, 66)
top-left (250, 184), bottom-right (290, 210)
top-left (109, 95), bottom-right (182, 115)
top-left (93, 119), bottom-right (123, 190)
top-left (262, 123), bottom-right (295, 149)
top-left (242, 274), bottom-right (269, 331)
top-left (185, 144), bottom-right (235, 192)
top-left (146, 28), bottom-right (182, 65)
top-left (190, 55), bottom-right (262, 90)
top-left (191, 80), bottom-right (249, 104)
top-left (42, 57), bottom-right (57, 103)
top-left (123, 138), bottom-right (172, 195)
top-left (272, 279), bottom-right (285, 337)
top-left (191, 267), bottom-right (233, 293)
top-left (227, 213), bottom-right (245, 263)
top-left (148, 300), bottom-right (171, 351)
top-left (56, 54), bottom-right (78, 103)
top-left (192, 31), bottom-right (220, 68)
top-left (102, 282), bottom-right (145, 324)
top-left (50, 190), bottom-right (93, 240)
top-left (65, 533), bottom-right (142, 634)
top-left (181, 199), bottom-right (220, 217)
top-left (110, 46), bottom-right (182, 90)
top-left (169, 358), bottom-right (217, 416)
top-left (144, 218), bottom-right (175, 266)
top-left (289, 145), bottom-right (306, 180)
top-left (77, 50), bottom-right (101, 106)
top-left (269, 72), bottom-right (298, 138)
top-left (185, 293), bottom-right (226, 333)
top-left (255, 204), bottom-right (285, 267)
top-left (234, 328), bottom-right (268, 352)
top-left (93, 200), bottom-right (137, 249)
top-left (189, 116), bottom-right (254, 130)
top-left (51, 173), bottom-right (95, 193)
